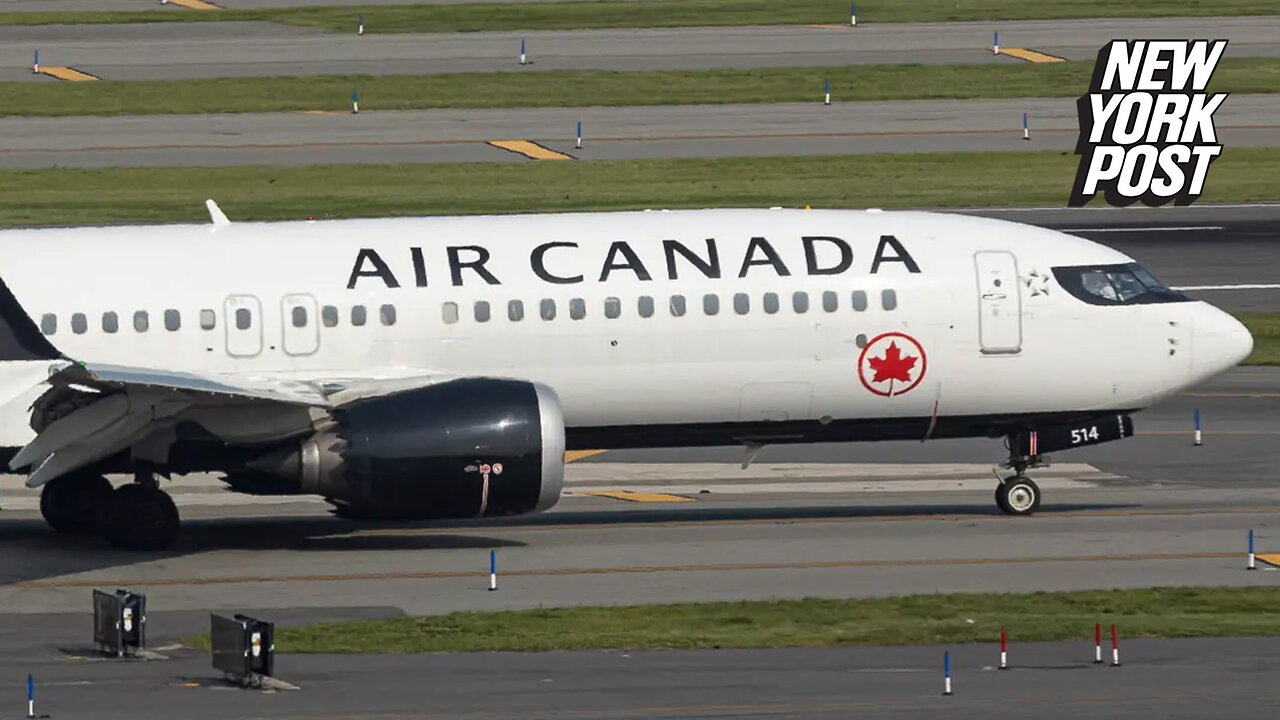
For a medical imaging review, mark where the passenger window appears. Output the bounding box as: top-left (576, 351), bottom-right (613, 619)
top-left (474, 301), bottom-right (490, 323)
top-left (164, 309), bottom-right (181, 331)
top-left (40, 313), bottom-right (56, 335)
top-left (604, 297), bottom-right (621, 319)
top-left (823, 291), bottom-right (838, 312)
top-left (102, 311), bottom-right (118, 334)
top-left (442, 302), bottom-right (459, 324)
top-left (71, 313), bottom-right (87, 335)
top-left (733, 293), bottom-right (749, 315)
top-left (882, 289), bottom-right (897, 311)
top-left (380, 304), bottom-right (397, 326)
top-left (570, 298), bottom-right (586, 320)
top-left (638, 296), bottom-right (654, 318)
top-left (321, 306), bottom-right (337, 328)
top-left (540, 299), bottom-right (556, 321)
top-left (291, 306), bottom-right (307, 328)
top-left (670, 295), bottom-right (686, 317)
top-left (233, 309), bottom-right (249, 330)
top-left (763, 292), bottom-right (779, 314)
top-left (135, 310), bottom-right (150, 332)
top-left (200, 308), bottom-right (217, 330)
top-left (351, 305), bottom-right (366, 327)
top-left (508, 300), bottom-right (524, 322)
top-left (703, 294), bottom-right (720, 316)
top-left (793, 292), bottom-right (809, 313)
top-left (851, 290), bottom-right (868, 312)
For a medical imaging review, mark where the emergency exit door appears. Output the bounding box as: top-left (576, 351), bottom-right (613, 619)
top-left (974, 251), bottom-right (1022, 354)
top-left (281, 294), bottom-right (320, 356)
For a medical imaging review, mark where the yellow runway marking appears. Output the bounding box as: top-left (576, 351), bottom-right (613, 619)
top-left (585, 490), bottom-right (695, 503)
top-left (565, 450), bottom-right (607, 463)
top-left (36, 66), bottom-right (99, 82)
top-left (14, 551), bottom-right (1237, 589)
top-left (999, 47), bottom-right (1067, 63)
top-left (164, 0), bottom-right (223, 9)
top-left (1256, 553), bottom-right (1280, 567)
top-left (488, 139), bottom-right (574, 160)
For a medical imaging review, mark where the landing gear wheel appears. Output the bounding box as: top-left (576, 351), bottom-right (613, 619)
top-left (40, 474), bottom-right (113, 534)
top-left (103, 484), bottom-right (179, 551)
top-left (995, 476), bottom-right (1041, 516)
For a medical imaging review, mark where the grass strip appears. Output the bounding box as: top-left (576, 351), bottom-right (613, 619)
top-left (182, 587), bottom-right (1280, 653)
top-left (6, 58), bottom-right (1278, 117)
top-left (1239, 313), bottom-right (1280, 365)
top-left (1, 149), bottom-right (1277, 228)
top-left (1, 0), bottom-right (1277, 32)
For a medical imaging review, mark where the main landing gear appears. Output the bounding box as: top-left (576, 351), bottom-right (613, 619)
top-left (994, 437), bottom-right (1045, 516)
top-left (39, 470), bottom-right (179, 551)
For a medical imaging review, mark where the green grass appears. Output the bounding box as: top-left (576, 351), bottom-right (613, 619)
top-left (183, 587), bottom-right (1280, 653)
top-left (1, 149), bottom-right (1277, 228)
top-left (7, 58), bottom-right (1278, 117)
top-left (1239, 313), bottom-right (1280, 365)
top-left (2, 0), bottom-right (1277, 32)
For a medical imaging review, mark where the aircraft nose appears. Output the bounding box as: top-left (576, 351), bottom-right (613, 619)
top-left (1192, 306), bottom-right (1253, 378)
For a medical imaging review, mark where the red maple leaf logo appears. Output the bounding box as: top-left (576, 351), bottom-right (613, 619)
top-left (867, 342), bottom-right (917, 384)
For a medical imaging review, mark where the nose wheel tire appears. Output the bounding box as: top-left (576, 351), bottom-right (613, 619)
top-left (996, 476), bottom-right (1041, 516)
top-left (103, 484), bottom-right (180, 551)
top-left (40, 473), bottom-right (113, 534)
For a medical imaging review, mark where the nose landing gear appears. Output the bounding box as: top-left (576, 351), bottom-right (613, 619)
top-left (995, 435), bottom-right (1046, 516)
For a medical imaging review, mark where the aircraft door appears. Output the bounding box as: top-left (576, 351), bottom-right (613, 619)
top-left (973, 251), bottom-right (1022, 354)
top-left (224, 295), bottom-right (263, 358)
top-left (281, 294), bottom-right (320, 356)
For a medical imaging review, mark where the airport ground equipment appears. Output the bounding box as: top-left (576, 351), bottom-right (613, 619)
top-left (211, 614), bottom-right (275, 687)
top-left (93, 589), bottom-right (146, 658)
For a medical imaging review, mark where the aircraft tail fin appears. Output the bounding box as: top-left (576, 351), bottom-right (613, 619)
top-left (0, 277), bottom-right (61, 361)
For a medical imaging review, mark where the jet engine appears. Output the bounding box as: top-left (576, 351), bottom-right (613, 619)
top-left (247, 378), bottom-right (565, 519)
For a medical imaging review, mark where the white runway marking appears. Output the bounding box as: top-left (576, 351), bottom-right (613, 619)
top-left (1059, 226), bottom-right (1223, 232)
top-left (1172, 284), bottom-right (1280, 291)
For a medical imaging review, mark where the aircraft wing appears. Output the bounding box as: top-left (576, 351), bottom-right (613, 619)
top-left (9, 360), bottom-right (450, 488)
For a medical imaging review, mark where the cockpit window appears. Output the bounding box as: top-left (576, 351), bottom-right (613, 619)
top-left (1052, 263), bottom-right (1189, 306)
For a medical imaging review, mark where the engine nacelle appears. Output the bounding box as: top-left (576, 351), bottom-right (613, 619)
top-left (252, 378), bottom-right (565, 519)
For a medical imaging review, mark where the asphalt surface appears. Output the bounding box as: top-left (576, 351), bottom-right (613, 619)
top-left (1, 0), bottom-right (604, 9)
top-left (3, 17), bottom-right (1277, 81)
top-left (2, 94), bottom-right (1275, 169)
top-left (5, 637), bottom-right (1280, 719)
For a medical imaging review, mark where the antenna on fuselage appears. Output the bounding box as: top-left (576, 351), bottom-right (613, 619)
top-left (206, 199), bottom-right (231, 227)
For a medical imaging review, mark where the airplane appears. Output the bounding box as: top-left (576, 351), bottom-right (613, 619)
top-left (0, 204), bottom-right (1253, 550)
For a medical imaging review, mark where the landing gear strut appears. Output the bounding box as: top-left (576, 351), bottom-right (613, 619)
top-left (995, 434), bottom-right (1045, 516)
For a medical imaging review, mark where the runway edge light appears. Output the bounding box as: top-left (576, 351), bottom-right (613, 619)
top-left (1110, 625), bottom-right (1121, 667)
top-left (993, 31), bottom-right (1000, 55)
top-left (1248, 529), bottom-right (1256, 570)
top-left (358, 13), bottom-right (364, 36)
top-left (32, 49), bottom-right (39, 74)
top-left (999, 628), bottom-right (1008, 670)
top-left (576, 121), bottom-right (583, 150)
top-left (489, 549), bottom-right (497, 591)
top-left (942, 651), bottom-right (952, 695)
top-left (1194, 408), bottom-right (1203, 446)
top-left (352, 88), bottom-right (359, 114)
top-left (850, 3), bottom-right (857, 27)
top-left (520, 38), bottom-right (528, 66)
top-left (1093, 622), bottom-right (1103, 664)
top-left (1023, 112), bottom-right (1030, 141)
top-left (824, 80), bottom-right (831, 106)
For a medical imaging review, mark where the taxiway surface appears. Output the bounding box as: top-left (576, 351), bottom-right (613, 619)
top-left (2, 94), bottom-right (1275, 169)
top-left (2, 16), bottom-right (1276, 81)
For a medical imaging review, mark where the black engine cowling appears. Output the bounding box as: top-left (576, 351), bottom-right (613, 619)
top-left (251, 378), bottom-right (565, 520)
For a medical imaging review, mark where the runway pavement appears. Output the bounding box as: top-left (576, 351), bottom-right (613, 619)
top-left (1, 0), bottom-right (605, 9)
top-left (2, 94), bottom-right (1276, 169)
top-left (3, 16), bottom-right (1277, 81)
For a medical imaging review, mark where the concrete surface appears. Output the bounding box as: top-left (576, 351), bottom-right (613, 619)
top-left (2, 17), bottom-right (1277, 81)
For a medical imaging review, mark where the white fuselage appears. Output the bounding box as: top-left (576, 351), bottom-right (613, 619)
top-left (0, 208), bottom-right (1252, 448)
